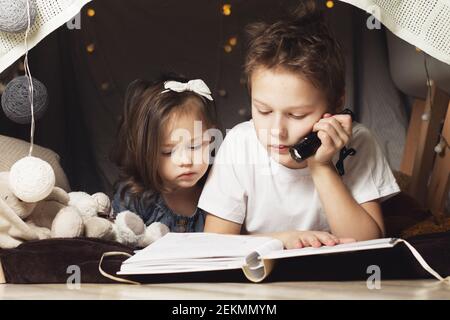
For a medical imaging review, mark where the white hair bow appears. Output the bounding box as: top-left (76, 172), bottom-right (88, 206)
top-left (161, 79), bottom-right (213, 101)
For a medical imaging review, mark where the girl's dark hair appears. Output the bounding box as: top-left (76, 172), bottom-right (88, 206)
top-left (112, 73), bottom-right (217, 205)
top-left (244, 0), bottom-right (346, 112)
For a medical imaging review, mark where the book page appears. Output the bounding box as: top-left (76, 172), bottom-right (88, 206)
top-left (123, 232), bottom-right (275, 265)
top-left (263, 238), bottom-right (398, 260)
top-left (118, 264), bottom-right (244, 275)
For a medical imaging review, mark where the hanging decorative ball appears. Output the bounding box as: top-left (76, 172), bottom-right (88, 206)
top-left (9, 156), bottom-right (55, 203)
top-left (0, 0), bottom-right (37, 33)
top-left (1, 76), bottom-right (49, 124)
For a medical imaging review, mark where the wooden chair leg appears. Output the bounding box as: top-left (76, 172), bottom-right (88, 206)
top-left (409, 84), bottom-right (449, 206)
top-left (400, 98), bottom-right (426, 178)
top-left (427, 101), bottom-right (450, 221)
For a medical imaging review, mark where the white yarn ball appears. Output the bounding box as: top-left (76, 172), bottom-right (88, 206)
top-left (0, 0), bottom-right (37, 33)
top-left (9, 156), bottom-right (55, 203)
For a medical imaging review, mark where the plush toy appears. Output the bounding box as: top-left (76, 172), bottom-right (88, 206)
top-left (0, 171), bottom-right (169, 249)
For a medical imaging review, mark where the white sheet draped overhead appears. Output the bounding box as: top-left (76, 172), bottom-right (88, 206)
top-left (339, 0), bottom-right (450, 65)
top-left (0, 0), bottom-right (92, 73)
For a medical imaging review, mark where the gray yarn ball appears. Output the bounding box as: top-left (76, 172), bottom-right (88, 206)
top-left (1, 76), bottom-right (49, 124)
top-left (0, 0), bottom-right (37, 33)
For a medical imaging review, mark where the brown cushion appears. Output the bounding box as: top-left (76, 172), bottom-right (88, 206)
top-left (0, 237), bottom-right (134, 284)
top-left (1, 233), bottom-right (449, 283)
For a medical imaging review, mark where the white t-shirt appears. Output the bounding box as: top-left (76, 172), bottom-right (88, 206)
top-left (198, 120), bottom-right (400, 234)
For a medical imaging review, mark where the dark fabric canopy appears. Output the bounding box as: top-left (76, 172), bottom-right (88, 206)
top-left (0, 0), bottom-right (408, 195)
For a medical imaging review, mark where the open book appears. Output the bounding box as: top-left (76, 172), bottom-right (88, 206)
top-left (115, 233), bottom-right (445, 283)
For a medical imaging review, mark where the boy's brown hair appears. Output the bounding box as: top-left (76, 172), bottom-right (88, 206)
top-left (244, 0), bottom-right (345, 112)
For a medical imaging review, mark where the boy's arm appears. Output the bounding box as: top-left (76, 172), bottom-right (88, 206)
top-left (310, 162), bottom-right (385, 240)
top-left (204, 213), bottom-right (242, 234)
top-left (204, 213), bottom-right (354, 249)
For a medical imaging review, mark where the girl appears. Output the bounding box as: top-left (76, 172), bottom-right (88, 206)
top-left (112, 74), bottom-right (218, 232)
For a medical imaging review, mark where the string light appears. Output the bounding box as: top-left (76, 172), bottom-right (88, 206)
top-left (434, 135), bottom-right (449, 154)
top-left (101, 82), bottom-right (110, 91)
top-left (228, 36), bottom-right (237, 46)
top-left (223, 44), bottom-right (232, 53)
top-left (24, 0), bottom-right (35, 156)
top-left (238, 108), bottom-right (248, 116)
top-left (326, 1), bottom-right (334, 9)
top-left (86, 43), bottom-right (95, 53)
top-left (87, 8), bottom-right (95, 17)
top-left (222, 4), bottom-right (231, 16)
top-left (421, 111), bottom-right (430, 121)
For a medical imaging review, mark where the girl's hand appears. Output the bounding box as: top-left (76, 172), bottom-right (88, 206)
top-left (307, 113), bottom-right (353, 167)
top-left (272, 230), bottom-right (356, 250)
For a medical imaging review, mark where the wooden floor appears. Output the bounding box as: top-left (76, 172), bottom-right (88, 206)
top-left (1, 280), bottom-right (450, 299)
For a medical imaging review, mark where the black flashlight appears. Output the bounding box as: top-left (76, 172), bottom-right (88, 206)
top-left (289, 108), bottom-right (355, 162)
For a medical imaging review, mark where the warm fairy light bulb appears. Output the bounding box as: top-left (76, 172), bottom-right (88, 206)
top-left (224, 44), bottom-right (232, 53)
top-left (86, 43), bottom-right (95, 53)
top-left (228, 36), bottom-right (237, 46)
top-left (326, 1), bottom-right (334, 8)
top-left (222, 4), bottom-right (231, 16)
top-left (434, 141), bottom-right (444, 154)
top-left (87, 8), bottom-right (96, 17)
top-left (101, 82), bottom-right (110, 91)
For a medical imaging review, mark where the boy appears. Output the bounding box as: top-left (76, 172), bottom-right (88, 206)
top-left (198, 2), bottom-right (400, 249)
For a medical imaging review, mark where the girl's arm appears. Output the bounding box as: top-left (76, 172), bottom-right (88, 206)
top-left (310, 162), bottom-right (385, 240)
